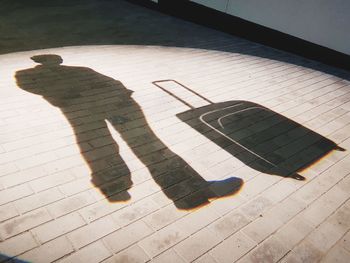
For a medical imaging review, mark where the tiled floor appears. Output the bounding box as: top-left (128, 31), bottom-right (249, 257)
top-left (1, 0), bottom-right (350, 262)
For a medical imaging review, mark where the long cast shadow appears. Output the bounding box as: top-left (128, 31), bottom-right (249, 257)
top-left (153, 80), bottom-right (344, 180)
top-left (15, 54), bottom-right (243, 210)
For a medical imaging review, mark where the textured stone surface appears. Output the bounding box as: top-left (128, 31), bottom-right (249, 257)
top-left (1, 0), bottom-right (350, 262)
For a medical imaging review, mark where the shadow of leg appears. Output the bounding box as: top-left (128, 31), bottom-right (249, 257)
top-left (68, 118), bottom-right (133, 201)
top-left (111, 101), bottom-right (244, 210)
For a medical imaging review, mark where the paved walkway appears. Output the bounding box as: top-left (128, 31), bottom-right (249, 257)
top-left (1, 1), bottom-right (350, 262)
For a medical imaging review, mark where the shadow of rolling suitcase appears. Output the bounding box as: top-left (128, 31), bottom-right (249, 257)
top-left (152, 80), bottom-right (343, 180)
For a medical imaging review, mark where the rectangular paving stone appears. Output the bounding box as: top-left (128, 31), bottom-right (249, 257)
top-left (0, 232), bottom-right (37, 259)
top-left (138, 224), bottom-right (187, 258)
top-left (210, 231), bottom-right (256, 263)
top-left (32, 212), bottom-right (86, 243)
top-left (30, 170), bottom-right (75, 193)
top-left (239, 236), bottom-right (289, 263)
top-left (15, 188), bottom-right (64, 214)
top-left (20, 236), bottom-right (74, 263)
top-left (299, 184), bottom-right (349, 227)
top-left (0, 208), bottom-right (52, 239)
top-left (321, 243), bottom-right (350, 263)
top-left (143, 204), bottom-right (189, 231)
top-left (151, 249), bottom-right (186, 263)
top-left (0, 163), bottom-right (18, 177)
top-left (273, 215), bottom-right (314, 250)
top-left (174, 228), bottom-right (221, 262)
top-left (47, 191), bottom-right (96, 218)
top-left (340, 230), bottom-right (350, 252)
top-left (0, 184), bottom-right (33, 206)
top-left (280, 240), bottom-right (323, 263)
top-left (78, 198), bottom-right (127, 223)
top-left (0, 166), bottom-right (47, 188)
top-left (111, 198), bottom-right (160, 227)
top-left (174, 206), bottom-right (220, 236)
top-left (59, 241), bottom-right (111, 263)
top-left (104, 220), bottom-right (153, 253)
top-left (208, 211), bottom-right (250, 239)
top-left (240, 196), bottom-right (274, 220)
top-left (194, 254), bottom-right (217, 263)
top-left (103, 245), bottom-right (149, 263)
top-left (0, 203), bottom-right (19, 223)
top-left (68, 215), bottom-right (119, 249)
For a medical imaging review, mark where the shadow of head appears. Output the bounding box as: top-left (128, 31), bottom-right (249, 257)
top-left (31, 54), bottom-right (63, 66)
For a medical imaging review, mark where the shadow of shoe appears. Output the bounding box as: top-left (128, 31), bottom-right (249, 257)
top-left (174, 177), bottom-right (243, 210)
top-left (91, 176), bottom-right (133, 202)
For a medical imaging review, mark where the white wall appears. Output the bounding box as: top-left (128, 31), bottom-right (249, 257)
top-left (190, 0), bottom-right (350, 55)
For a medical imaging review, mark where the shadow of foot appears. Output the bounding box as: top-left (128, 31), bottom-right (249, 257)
top-left (174, 177), bottom-right (244, 210)
top-left (91, 176), bottom-right (133, 202)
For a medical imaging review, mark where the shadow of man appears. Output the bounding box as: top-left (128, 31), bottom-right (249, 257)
top-left (15, 54), bottom-right (243, 210)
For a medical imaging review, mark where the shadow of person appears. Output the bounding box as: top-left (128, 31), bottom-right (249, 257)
top-left (15, 54), bottom-right (243, 210)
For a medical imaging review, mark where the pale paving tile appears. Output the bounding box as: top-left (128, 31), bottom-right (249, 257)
top-left (238, 236), bottom-right (289, 263)
top-left (20, 236), bottom-right (74, 263)
top-left (16, 151), bottom-right (59, 170)
top-left (298, 184), bottom-right (349, 227)
top-left (104, 220), bottom-right (153, 253)
top-left (151, 249), bottom-right (185, 263)
top-left (305, 202), bottom-right (350, 253)
top-left (239, 196), bottom-right (274, 220)
top-left (32, 212), bottom-right (86, 243)
top-left (0, 166), bottom-right (47, 188)
top-left (0, 163), bottom-right (18, 177)
top-left (261, 178), bottom-right (299, 203)
top-left (282, 200), bottom-right (350, 262)
top-left (138, 224), bottom-right (188, 258)
top-left (210, 231), bottom-right (256, 263)
top-left (174, 228), bottom-right (222, 262)
top-left (280, 241), bottom-right (323, 263)
top-left (194, 254), bottom-right (217, 263)
top-left (139, 206), bottom-right (220, 258)
top-left (0, 203), bottom-right (19, 223)
top-left (321, 241), bottom-right (350, 263)
top-left (58, 177), bottom-right (94, 196)
top-left (78, 197), bottom-right (127, 223)
top-left (143, 204), bottom-right (189, 231)
top-left (0, 208), bottom-right (52, 239)
top-left (0, 184), bottom-right (33, 206)
top-left (47, 191), bottom-right (96, 218)
top-left (14, 187), bottom-right (64, 214)
top-left (338, 171), bottom-right (350, 193)
top-left (30, 170), bottom-right (76, 193)
top-left (173, 205), bottom-right (220, 236)
top-left (242, 214), bottom-right (284, 244)
top-left (59, 241), bottom-right (111, 263)
top-left (111, 198), bottom-right (160, 227)
top-left (210, 192), bottom-right (248, 216)
top-left (340, 230), bottom-right (350, 252)
top-left (103, 245), bottom-right (150, 263)
top-left (291, 164), bottom-right (348, 206)
top-left (67, 215), bottom-right (119, 249)
top-left (273, 215), bottom-right (314, 251)
top-left (0, 232), bottom-right (37, 260)
top-left (208, 211), bottom-right (250, 240)
top-left (238, 174), bottom-right (276, 200)
top-left (242, 197), bottom-right (307, 244)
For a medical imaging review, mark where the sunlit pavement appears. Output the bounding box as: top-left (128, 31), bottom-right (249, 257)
top-left (1, 1), bottom-right (350, 262)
